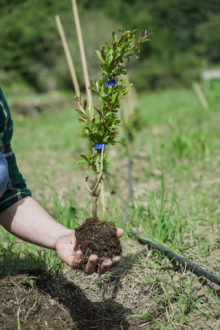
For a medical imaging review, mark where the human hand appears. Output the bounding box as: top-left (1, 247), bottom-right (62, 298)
top-left (56, 228), bottom-right (123, 275)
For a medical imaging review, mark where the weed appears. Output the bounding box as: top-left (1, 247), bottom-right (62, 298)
top-left (132, 314), bottom-right (167, 329)
top-left (25, 277), bottom-right (40, 320)
top-left (14, 289), bottom-right (21, 330)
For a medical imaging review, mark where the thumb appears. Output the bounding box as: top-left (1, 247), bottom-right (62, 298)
top-left (71, 250), bottom-right (83, 268)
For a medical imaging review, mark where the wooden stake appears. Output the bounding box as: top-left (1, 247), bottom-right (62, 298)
top-left (71, 0), bottom-right (92, 105)
top-left (192, 81), bottom-right (209, 110)
top-left (55, 15), bottom-right (80, 96)
top-left (72, 0), bottom-right (106, 213)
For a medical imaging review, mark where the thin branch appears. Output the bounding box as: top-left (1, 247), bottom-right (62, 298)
top-left (85, 175), bottom-right (92, 193)
top-left (92, 148), bottom-right (104, 195)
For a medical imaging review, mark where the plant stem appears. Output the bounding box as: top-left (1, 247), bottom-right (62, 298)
top-left (87, 147), bottom-right (105, 218)
top-left (92, 195), bottom-right (98, 218)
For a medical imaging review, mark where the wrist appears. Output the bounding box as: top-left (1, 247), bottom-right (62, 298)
top-left (51, 229), bottom-right (75, 250)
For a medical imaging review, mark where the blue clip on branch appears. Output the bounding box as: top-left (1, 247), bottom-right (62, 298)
top-left (105, 80), bottom-right (117, 87)
top-left (94, 143), bottom-right (106, 151)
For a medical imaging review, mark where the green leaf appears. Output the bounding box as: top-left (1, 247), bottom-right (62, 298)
top-left (107, 49), bottom-right (113, 64)
top-left (105, 41), bottom-right (110, 52)
top-left (75, 109), bottom-right (88, 121)
top-left (102, 136), bottom-right (109, 142)
top-left (80, 154), bottom-right (89, 162)
top-left (78, 118), bottom-right (87, 124)
top-left (77, 160), bottom-right (86, 164)
top-left (95, 50), bottom-right (104, 63)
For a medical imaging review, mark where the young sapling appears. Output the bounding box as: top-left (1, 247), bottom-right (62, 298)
top-left (74, 28), bottom-right (151, 270)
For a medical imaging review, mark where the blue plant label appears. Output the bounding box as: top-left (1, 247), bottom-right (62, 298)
top-left (94, 143), bottom-right (106, 150)
top-left (105, 79), bottom-right (116, 87)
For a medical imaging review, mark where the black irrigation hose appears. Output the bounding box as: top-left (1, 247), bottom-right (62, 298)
top-left (131, 229), bottom-right (220, 286)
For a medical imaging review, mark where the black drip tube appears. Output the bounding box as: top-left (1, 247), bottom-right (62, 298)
top-left (131, 229), bottom-right (220, 286)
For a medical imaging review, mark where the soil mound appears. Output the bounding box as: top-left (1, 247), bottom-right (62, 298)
top-left (75, 218), bottom-right (122, 270)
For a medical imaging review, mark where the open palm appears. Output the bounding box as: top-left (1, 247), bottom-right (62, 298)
top-left (56, 228), bottom-right (123, 275)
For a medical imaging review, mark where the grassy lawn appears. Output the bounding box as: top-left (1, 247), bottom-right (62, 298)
top-left (0, 81), bottom-right (220, 329)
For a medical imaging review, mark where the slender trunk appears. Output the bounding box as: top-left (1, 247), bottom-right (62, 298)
top-left (88, 149), bottom-right (104, 219)
top-left (92, 196), bottom-right (98, 219)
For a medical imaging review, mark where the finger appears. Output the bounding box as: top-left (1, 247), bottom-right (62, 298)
top-left (99, 259), bottom-right (112, 275)
top-left (85, 254), bottom-right (98, 275)
top-left (116, 228), bottom-right (124, 238)
top-left (112, 256), bottom-right (121, 269)
top-left (72, 250), bottom-right (83, 268)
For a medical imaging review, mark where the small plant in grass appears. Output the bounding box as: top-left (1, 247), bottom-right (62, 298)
top-left (74, 28), bottom-right (151, 270)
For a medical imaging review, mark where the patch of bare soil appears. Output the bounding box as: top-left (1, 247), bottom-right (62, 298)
top-left (0, 274), bottom-right (75, 330)
top-left (1, 240), bottom-right (220, 329)
top-left (0, 271), bottom-right (137, 330)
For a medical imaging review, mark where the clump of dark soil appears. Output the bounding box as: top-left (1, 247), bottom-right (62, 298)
top-left (74, 218), bottom-right (122, 271)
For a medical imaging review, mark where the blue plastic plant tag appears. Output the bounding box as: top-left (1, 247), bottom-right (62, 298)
top-left (94, 143), bottom-right (106, 150)
top-left (105, 79), bottom-right (116, 87)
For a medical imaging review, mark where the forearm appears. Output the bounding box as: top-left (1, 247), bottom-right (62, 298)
top-left (0, 196), bottom-right (74, 249)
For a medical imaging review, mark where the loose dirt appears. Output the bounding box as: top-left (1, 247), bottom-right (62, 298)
top-left (75, 217), bottom-right (122, 271)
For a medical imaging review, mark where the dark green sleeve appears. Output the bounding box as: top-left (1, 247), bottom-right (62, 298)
top-left (0, 88), bottom-right (31, 213)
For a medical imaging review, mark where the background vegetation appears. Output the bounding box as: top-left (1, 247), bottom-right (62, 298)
top-left (0, 0), bottom-right (220, 91)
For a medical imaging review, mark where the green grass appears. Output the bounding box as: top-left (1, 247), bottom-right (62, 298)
top-left (0, 81), bottom-right (220, 327)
